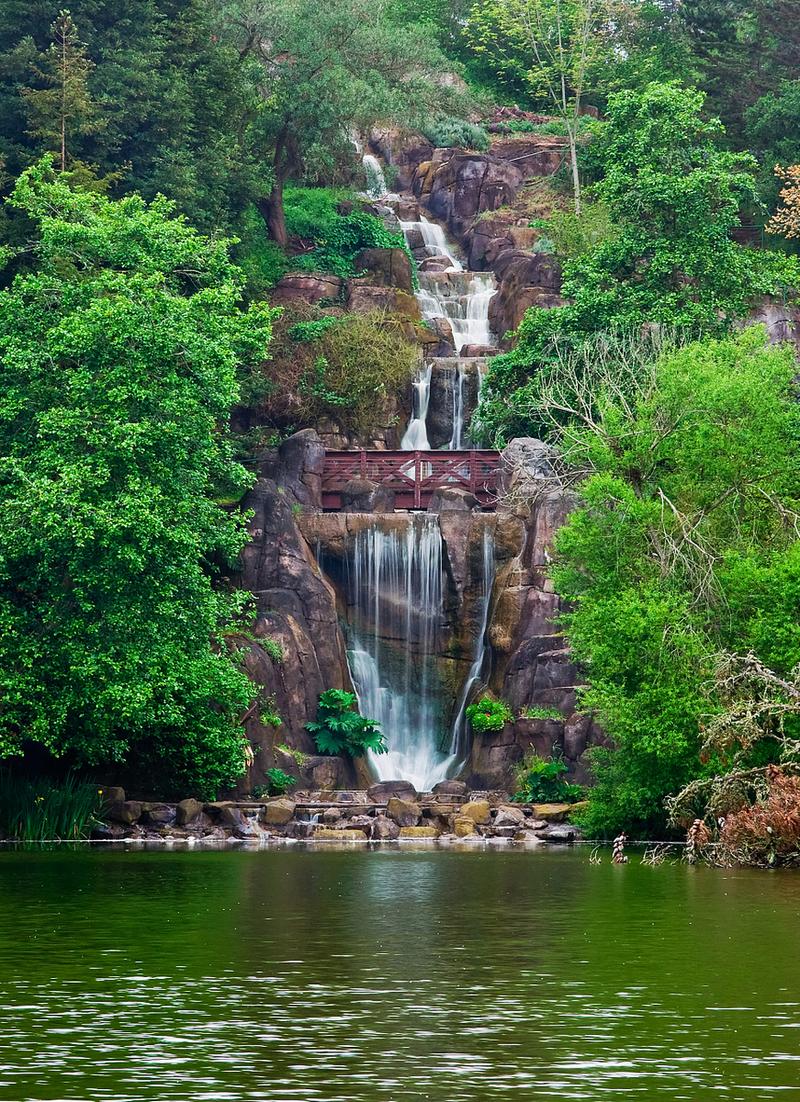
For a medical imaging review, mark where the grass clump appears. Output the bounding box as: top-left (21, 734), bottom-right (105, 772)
top-left (0, 771), bottom-right (103, 841)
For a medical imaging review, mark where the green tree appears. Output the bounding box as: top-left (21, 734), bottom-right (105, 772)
top-left (224, 0), bottom-right (467, 245)
top-left (543, 330), bottom-right (800, 835)
top-left (466, 0), bottom-right (617, 212)
top-left (0, 160), bottom-right (275, 797)
top-left (680, 0), bottom-right (800, 140)
top-left (0, 0), bottom-right (256, 237)
top-left (477, 82), bottom-right (800, 445)
top-left (19, 10), bottom-right (100, 171)
top-left (745, 80), bottom-right (800, 220)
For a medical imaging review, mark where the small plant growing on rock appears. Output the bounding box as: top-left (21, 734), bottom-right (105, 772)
top-left (277, 744), bottom-right (310, 768)
top-left (260, 693), bottom-right (282, 729)
top-left (466, 696), bottom-right (514, 733)
top-left (253, 768), bottom-right (296, 798)
top-left (520, 705), bottom-right (563, 721)
top-left (263, 638), bottom-right (284, 664)
top-left (306, 690), bottom-right (386, 757)
top-left (512, 752), bottom-right (584, 804)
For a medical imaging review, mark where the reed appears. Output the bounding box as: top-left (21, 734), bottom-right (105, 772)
top-left (0, 771), bottom-right (103, 841)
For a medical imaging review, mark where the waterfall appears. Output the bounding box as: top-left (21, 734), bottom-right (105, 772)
top-left (395, 209), bottom-right (496, 449)
top-left (401, 363), bottom-right (432, 450)
top-left (449, 364), bottom-right (466, 450)
top-left (448, 524), bottom-right (495, 763)
top-left (399, 216), bottom-right (462, 271)
top-left (345, 515), bottom-right (456, 791)
top-left (363, 153), bottom-right (388, 199)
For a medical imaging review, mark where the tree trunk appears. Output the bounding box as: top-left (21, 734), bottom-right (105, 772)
top-left (568, 129), bottom-right (581, 215)
top-left (256, 180), bottom-right (288, 248)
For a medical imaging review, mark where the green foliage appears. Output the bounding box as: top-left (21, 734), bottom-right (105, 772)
top-left (284, 187), bottom-right (414, 279)
top-left (512, 753), bottom-right (584, 803)
top-left (679, 0), bottom-right (800, 140)
top-left (422, 117), bottom-right (489, 151)
top-left (466, 696), bottom-right (514, 733)
top-left (246, 305), bottom-right (418, 439)
top-left (547, 331), bottom-right (800, 836)
top-left (0, 0), bottom-right (257, 241)
top-left (0, 161), bottom-right (275, 799)
top-left (0, 770), bottom-right (103, 840)
top-left (287, 316), bottom-right (343, 342)
top-left (520, 706), bottom-right (564, 721)
top-left (478, 82), bottom-right (800, 446)
top-left (262, 767), bottom-right (296, 796)
top-left (536, 201), bottom-right (618, 260)
top-left (263, 639), bottom-right (284, 664)
top-left (306, 690), bottom-right (386, 757)
top-left (745, 81), bottom-right (800, 224)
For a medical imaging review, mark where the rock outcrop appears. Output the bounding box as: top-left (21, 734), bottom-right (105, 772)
top-left (235, 431), bottom-right (361, 793)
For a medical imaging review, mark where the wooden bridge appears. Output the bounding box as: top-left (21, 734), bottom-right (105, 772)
top-left (321, 449), bottom-right (502, 510)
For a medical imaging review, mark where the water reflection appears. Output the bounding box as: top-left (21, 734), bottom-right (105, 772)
top-left (0, 848), bottom-right (798, 1100)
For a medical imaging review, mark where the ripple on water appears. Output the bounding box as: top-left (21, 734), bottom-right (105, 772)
top-left (0, 848), bottom-right (799, 1101)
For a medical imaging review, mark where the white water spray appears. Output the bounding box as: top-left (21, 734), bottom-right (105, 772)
top-left (401, 363), bottom-right (432, 450)
top-left (345, 515), bottom-right (455, 791)
top-left (448, 523), bottom-right (495, 764)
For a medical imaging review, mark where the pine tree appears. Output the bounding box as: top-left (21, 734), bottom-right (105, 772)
top-left (20, 10), bottom-right (99, 170)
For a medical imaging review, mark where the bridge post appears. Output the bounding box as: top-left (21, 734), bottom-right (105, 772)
top-left (359, 449), bottom-right (367, 478)
top-left (469, 450), bottom-right (477, 495)
top-left (414, 451), bottom-right (421, 509)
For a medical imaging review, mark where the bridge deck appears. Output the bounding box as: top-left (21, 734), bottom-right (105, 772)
top-left (321, 449), bottom-right (502, 510)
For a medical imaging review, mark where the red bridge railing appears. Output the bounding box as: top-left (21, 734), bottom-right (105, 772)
top-left (322, 449), bottom-right (502, 510)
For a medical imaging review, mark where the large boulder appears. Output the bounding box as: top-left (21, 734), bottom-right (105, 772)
top-left (262, 798), bottom-right (296, 826)
top-left (367, 780), bottom-right (419, 802)
top-left (260, 429), bottom-right (325, 511)
top-left (386, 797), bottom-right (422, 827)
top-left (424, 154), bottom-right (524, 239)
top-left (354, 248), bottom-right (414, 293)
top-left (269, 273), bottom-right (344, 307)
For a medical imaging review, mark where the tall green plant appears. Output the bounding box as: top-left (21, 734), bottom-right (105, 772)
top-left (0, 160), bottom-right (275, 798)
top-left (546, 330), bottom-right (800, 835)
top-left (0, 772), bottom-right (103, 841)
top-left (306, 690), bottom-right (386, 757)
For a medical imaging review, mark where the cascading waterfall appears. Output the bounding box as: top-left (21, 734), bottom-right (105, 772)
top-left (448, 524), bottom-right (495, 764)
top-left (400, 362), bottom-right (432, 450)
top-left (399, 217), bottom-right (463, 271)
top-left (345, 515), bottom-right (456, 791)
top-left (362, 153), bottom-right (388, 200)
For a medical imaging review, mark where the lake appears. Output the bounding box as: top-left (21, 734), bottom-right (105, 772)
top-left (1, 844), bottom-right (799, 1101)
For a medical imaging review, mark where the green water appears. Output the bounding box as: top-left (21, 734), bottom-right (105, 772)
top-left (1, 845), bottom-right (799, 1101)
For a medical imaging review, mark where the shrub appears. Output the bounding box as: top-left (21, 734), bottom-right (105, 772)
top-left (0, 771), bottom-right (103, 841)
top-left (466, 696), bottom-right (514, 733)
top-left (260, 694), bottom-right (282, 729)
top-left (256, 768), bottom-right (296, 797)
top-left (283, 187), bottom-right (413, 279)
top-left (423, 117), bottom-right (490, 151)
top-left (262, 639), bottom-right (285, 664)
top-left (306, 690), bottom-right (386, 757)
top-left (247, 305), bottom-right (418, 438)
top-left (537, 202), bottom-right (619, 260)
top-left (717, 767), bottom-right (800, 867)
top-left (512, 754), bottom-right (584, 804)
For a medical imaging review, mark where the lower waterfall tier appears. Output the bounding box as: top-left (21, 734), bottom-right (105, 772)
top-left (310, 512), bottom-right (495, 791)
